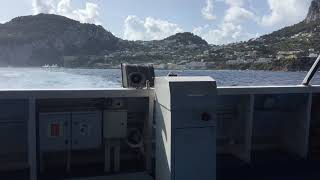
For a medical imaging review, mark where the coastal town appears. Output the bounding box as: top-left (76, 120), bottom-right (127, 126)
top-left (63, 32), bottom-right (319, 71)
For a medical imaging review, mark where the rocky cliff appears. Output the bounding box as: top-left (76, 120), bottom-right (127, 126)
top-left (305, 0), bottom-right (320, 23)
top-left (0, 14), bottom-right (119, 66)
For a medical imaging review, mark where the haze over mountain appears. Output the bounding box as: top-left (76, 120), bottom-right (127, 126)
top-left (0, 0), bottom-right (320, 71)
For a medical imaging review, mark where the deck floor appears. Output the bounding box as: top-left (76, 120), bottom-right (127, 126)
top-left (65, 172), bottom-right (153, 180)
top-left (218, 153), bottom-right (320, 180)
top-left (1, 157), bottom-right (320, 180)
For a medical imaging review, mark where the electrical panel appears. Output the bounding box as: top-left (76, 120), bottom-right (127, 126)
top-left (103, 111), bottom-right (127, 139)
top-left (71, 111), bottom-right (102, 150)
top-left (39, 111), bottom-right (102, 152)
top-left (39, 113), bottom-right (71, 152)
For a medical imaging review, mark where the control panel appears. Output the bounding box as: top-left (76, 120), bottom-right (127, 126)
top-left (39, 111), bottom-right (102, 152)
top-left (72, 112), bottom-right (102, 150)
top-left (39, 112), bottom-right (70, 152)
top-left (103, 111), bottom-right (127, 139)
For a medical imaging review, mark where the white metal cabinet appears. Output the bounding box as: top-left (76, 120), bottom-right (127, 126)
top-left (39, 113), bottom-right (71, 152)
top-left (103, 111), bottom-right (127, 139)
top-left (71, 111), bottom-right (102, 150)
top-left (39, 111), bottom-right (102, 151)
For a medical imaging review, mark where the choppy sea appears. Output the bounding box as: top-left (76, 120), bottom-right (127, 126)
top-left (0, 68), bottom-right (319, 89)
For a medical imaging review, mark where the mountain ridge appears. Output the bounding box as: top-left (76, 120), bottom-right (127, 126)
top-left (1, 0), bottom-right (320, 70)
top-left (305, 0), bottom-right (320, 23)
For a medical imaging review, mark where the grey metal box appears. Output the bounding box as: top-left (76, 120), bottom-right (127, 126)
top-left (172, 111), bottom-right (216, 129)
top-left (103, 111), bottom-right (127, 139)
top-left (174, 127), bottom-right (216, 180)
top-left (155, 76), bottom-right (217, 111)
top-left (155, 77), bottom-right (217, 180)
top-left (71, 111), bottom-right (102, 150)
top-left (39, 112), bottom-right (71, 152)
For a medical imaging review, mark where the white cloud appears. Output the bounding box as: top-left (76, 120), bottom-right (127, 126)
top-left (32, 0), bottom-right (100, 24)
top-left (124, 15), bottom-right (146, 40)
top-left (224, 0), bottom-right (245, 7)
top-left (74, 3), bottom-right (99, 24)
top-left (202, 0), bottom-right (216, 20)
top-left (32, 0), bottom-right (56, 14)
top-left (222, 0), bottom-right (256, 24)
top-left (57, 0), bottom-right (72, 15)
top-left (124, 15), bottom-right (183, 41)
top-left (193, 23), bottom-right (257, 45)
top-left (224, 6), bottom-right (256, 23)
top-left (59, 0), bottom-right (100, 24)
top-left (144, 17), bottom-right (183, 39)
top-left (194, 0), bottom-right (257, 44)
top-left (261, 0), bottom-right (311, 27)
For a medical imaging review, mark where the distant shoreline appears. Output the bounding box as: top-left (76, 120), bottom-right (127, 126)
top-left (0, 66), bottom-right (309, 72)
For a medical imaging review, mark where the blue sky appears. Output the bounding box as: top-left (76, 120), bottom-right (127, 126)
top-left (0, 0), bottom-right (314, 44)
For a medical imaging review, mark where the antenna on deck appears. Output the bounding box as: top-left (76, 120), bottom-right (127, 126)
top-left (302, 54), bottom-right (320, 86)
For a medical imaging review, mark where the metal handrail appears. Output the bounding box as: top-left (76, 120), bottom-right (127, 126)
top-left (302, 55), bottom-right (320, 86)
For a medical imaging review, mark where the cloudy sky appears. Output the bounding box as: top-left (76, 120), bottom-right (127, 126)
top-left (0, 0), bottom-right (313, 45)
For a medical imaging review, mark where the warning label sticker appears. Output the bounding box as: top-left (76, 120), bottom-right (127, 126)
top-left (48, 123), bottom-right (63, 137)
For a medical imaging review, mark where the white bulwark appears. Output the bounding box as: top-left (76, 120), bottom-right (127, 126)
top-left (0, 78), bottom-right (319, 180)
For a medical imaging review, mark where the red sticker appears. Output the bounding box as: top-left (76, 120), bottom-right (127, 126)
top-left (50, 123), bottom-right (60, 137)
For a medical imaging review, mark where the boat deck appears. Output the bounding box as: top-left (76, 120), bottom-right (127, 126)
top-left (0, 85), bottom-right (320, 180)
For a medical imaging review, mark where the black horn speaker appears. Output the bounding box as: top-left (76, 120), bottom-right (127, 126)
top-left (121, 64), bottom-right (155, 88)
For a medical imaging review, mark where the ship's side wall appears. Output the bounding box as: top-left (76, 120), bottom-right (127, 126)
top-left (0, 86), bottom-right (319, 179)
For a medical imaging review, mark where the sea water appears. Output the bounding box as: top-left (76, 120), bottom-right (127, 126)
top-left (0, 67), bottom-right (319, 89)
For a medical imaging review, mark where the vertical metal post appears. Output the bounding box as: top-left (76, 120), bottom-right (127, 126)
top-left (28, 98), bottom-right (37, 180)
top-left (302, 55), bottom-right (320, 86)
top-left (303, 93), bottom-right (313, 158)
top-left (146, 89), bottom-right (155, 173)
top-left (245, 94), bottom-right (254, 163)
top-left (114, 141), bottom-right (121, 172)
top-left (104, 142), bottom-right (111, 173)
top-left (66, 113), bottom-right (71, 173)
